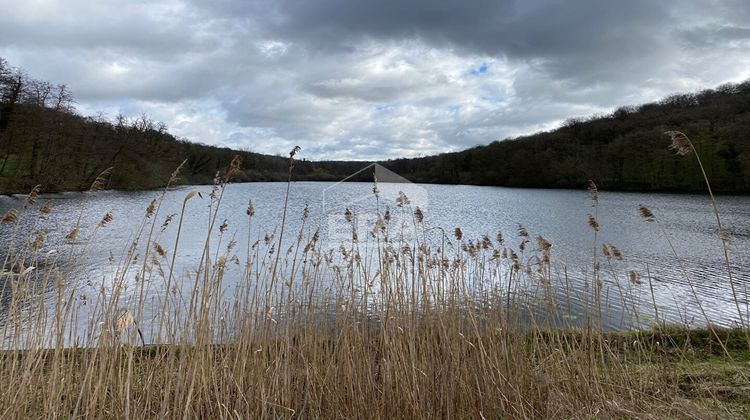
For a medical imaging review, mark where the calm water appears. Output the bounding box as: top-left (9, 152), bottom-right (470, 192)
top-left (1, 181), bottom-right (749, 342)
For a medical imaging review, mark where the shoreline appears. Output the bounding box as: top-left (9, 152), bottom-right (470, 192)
top-left (3, 178), bottom-right (750, 197)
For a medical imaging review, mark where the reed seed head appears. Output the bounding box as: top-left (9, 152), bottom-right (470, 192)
top-left (414, 207), bottom-right (424, 223)
top-left (373, 214), bottom-right (386, 236)
top-left (1, 209), bottom-right (18, 224)
top-left (246, 199), bottom-right (255, 217)
top-left (288, 146), bottom-right (301, 168)
top-left (211, 172), bottom-right (221, 196)
top-left (610, 245), bottom-right (622, 260)
top-left (99, 212), bottom-right (113, 227)
top-left (155, 243), bottom-right (166, 258)
top-left (23, 185), bottom-right (41, 209)
top-left (216, 256), bottom-right (227, 270)
top-left (65, 228), bottom-right (79, 242)
top-left (396, 191), bottom-right (410, 207)
top-left (114, 309), bottom-right (134, 333)
top-left (185, 190), bottom-right (201, 203)
top-left (169, 159), bottom-right (188, 185)
top-left (226, 238), bottom-right (237, 254)
top-left (32, 230), bottom-right (45, 252)
top-left (344, 208), bottom-right (353, 223)
top-left (628, 271), bottom-right (642, 285)
top-left (587, 180), bottom-right (598, 205)
top-left (161, 213), bottom-right (175, 232)
top-left (454, 227), bottom-right (463, 241)
top-left (665, 130), bottom-right (694, 156)
top-left (537, 236), bottom-right (552, 252)
top-left (304, 229), bottom-right (320, 253)
top-left (587, 215), bottom-right (600, 231)
top-left (39, 200), bottom-right (52, 217)
top-left (145, 199), bottom-right (156, 218)
top-left (89, 167), bottom-right (113, 193)
top-left (222, 155), bottom-right (242, 183)
top-left (638, 204), bottom-right (655, 222)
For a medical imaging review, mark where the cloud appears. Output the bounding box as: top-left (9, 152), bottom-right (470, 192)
top-left (1, 0), bottom-right (749, 160)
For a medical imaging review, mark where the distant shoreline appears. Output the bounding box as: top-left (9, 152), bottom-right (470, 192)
top-left (2, 178), bottom-right (749, 198)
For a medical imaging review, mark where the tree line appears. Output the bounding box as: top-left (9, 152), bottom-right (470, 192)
top-left (1, 56), bottom-right (749, 194)
top-left (0, 57), bottom-right (345, 193)
top-left (383, 83), bottom-right (750, 192)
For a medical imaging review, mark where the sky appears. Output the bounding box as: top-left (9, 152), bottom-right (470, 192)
top-left (1, 0), bottom-right (750, 160)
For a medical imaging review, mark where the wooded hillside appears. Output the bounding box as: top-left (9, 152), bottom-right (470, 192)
top-left (382, 82), bottom-right (750, 192)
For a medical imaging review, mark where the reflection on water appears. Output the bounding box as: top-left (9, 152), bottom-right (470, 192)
top-left (1, 181), bottom-right (749, 345)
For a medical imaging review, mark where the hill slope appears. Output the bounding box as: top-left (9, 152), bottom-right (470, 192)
top-left (382, 82), bottom-right (750, 192)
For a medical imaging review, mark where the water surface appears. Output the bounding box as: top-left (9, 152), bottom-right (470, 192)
top-left (1, 181), bottom-right (749, 342)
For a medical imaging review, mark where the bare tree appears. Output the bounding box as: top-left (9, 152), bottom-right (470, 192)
top-left (115, 113), bottom-right (128, 132)
top-left (0, 67), bottom-right (26, 174)
top-left (132, 113), bottom-right (154, 132)
top-left (52, 84), bottom-right (75, 113)
top-left (29, 80), bottom-right (52, 107)
top-left (0, 57), bottom-right (10, 94)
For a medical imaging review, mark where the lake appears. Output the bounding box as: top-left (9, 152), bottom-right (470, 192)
top-left (1, 179), bottom-right (749, 345)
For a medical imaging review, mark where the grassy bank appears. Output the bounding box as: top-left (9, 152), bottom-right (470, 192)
top-left (0, 138), bottom-right (748, 418)
top-left (0, 327), bottom-right (747, 418)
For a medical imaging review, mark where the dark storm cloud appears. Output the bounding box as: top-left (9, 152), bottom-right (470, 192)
top-left (211, 0), bottom-right (671, 81)
top-left (1, 0), bottom-right (749, 159)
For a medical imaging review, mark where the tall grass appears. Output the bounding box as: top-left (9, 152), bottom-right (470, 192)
top-left (0, 142), bottom-right (748, 418)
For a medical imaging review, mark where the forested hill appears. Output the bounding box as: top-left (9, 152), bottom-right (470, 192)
top-left (382, 82), bottom-right (750, 192)
top-left (0, 58), bottom-right (354, 193)
top-left (2, 56), bottom-right (750, 194)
